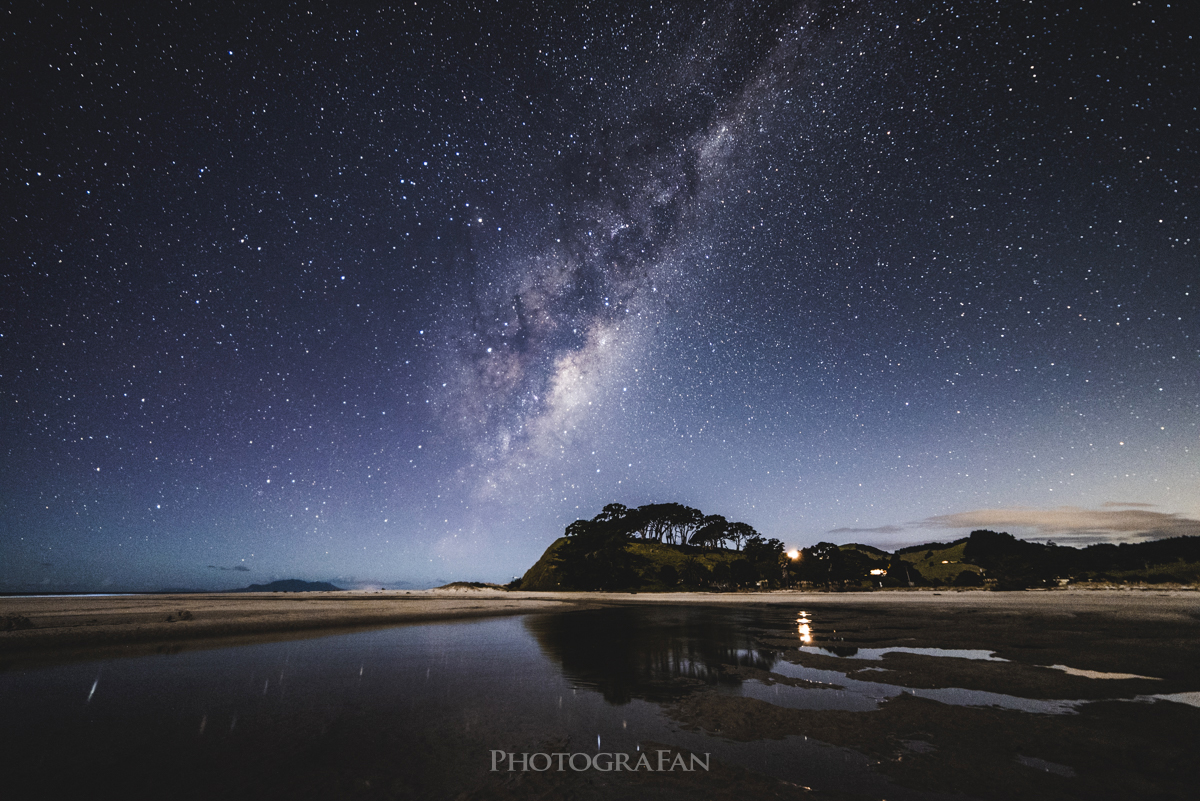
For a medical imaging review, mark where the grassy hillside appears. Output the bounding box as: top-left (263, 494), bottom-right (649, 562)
top-left (839, 543), bottom-right (889, 557)
top-left (627, 541), bottom-right (743, 572)
top-left (894, 540), bottom-right (984, 584)
top-left (518, 537), bottom-right (570, 591)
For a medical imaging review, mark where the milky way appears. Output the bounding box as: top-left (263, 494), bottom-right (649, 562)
top-left (439, 5), bottom-right (817, 493)
top-left (3, 1), bottom-right (1196, 590)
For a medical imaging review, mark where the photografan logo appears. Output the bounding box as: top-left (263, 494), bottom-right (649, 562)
top-left (490, 749), bottom-right (710, 773)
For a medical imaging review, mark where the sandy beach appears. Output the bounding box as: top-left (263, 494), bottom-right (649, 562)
top-left (3, 586), bottom-right (1196, 665)
top-left (0, 589), bottom-right (573, 663)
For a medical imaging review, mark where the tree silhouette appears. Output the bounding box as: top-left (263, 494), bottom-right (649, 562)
top-left (743, 535), bottom-right (785, 585)
top-left (730, 559), bottom-right (758, 586)
top-left (556, 512), bottom-right (642, 590)
top-left (796, 542), bottom-right (844, 586)
top-left (963, 529), bottom-right (1059, 589)
top-left (630, 503), bottom-right (703, 544)
top-left (726, 521), bottom-right (758, 551)
top-left (679, 557), bottom-right (711, 587)
top-left (690, 515), bottom-right (728, 549)
top-left (551, 502), bottom-right (766, 590)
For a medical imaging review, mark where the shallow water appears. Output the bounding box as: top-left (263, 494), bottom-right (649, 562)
top-left (0, 608), bottom-right (952, 800)
top-left (761, 660), bottom-right (1084, 715)
top-left (800, 645), bottom-right (1008, 661)
top-left (2, 602), bottom-right (1197, 800)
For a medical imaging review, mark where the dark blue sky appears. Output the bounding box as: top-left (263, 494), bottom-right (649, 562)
top-left (3, 1), bottom-right (1197, 591)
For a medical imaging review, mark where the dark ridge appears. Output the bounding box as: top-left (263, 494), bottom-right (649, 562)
top-left (228, 579), bottom-right (343, 593)
top-left (840, 543), bottom-right (890, 556)
top-left (895, 538), bottom-right (968, 555)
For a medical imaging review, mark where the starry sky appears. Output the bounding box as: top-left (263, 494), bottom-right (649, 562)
top-left (3, 1), bottom-right (1197, 592)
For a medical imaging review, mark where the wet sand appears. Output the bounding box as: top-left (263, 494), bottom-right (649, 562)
top-left (651, 592), bottom-right (1200, 801)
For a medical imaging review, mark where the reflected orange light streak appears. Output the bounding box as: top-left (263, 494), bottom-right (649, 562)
top-left (797, 610), bottom-right (813, 644)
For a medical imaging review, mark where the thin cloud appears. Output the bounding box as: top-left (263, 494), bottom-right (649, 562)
top-left (827, 525), bottom-right (906, 535)
top-left (921, 506), bottom-right (1200, 544)
top-left (207, 564), bottom-right (251, 572)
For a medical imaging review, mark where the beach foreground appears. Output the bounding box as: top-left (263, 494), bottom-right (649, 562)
top-left (2, 588), bottom-right (1199, 799)
top-left (2, 586), bottom-right (1196, 664)
top-left (0, 589), bottom-right (575, 663)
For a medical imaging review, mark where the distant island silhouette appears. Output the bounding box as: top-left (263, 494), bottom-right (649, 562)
top-left (228, 579), bottom-right (343, 593)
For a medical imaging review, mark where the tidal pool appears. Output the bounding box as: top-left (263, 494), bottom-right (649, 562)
top-left (2, 601), bottom-right (1198, 800)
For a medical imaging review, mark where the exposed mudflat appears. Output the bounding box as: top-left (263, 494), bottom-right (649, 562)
top-left (657, 590), bottom-right (1200, 800)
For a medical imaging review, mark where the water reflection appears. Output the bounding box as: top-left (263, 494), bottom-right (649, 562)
top-left (525, 605), bottom-right (776, 704)
top-left (796, 610), bottom-right (813, 644)
top-left (764, 660), bottom-right (1084, 714)
top-left (793, 608), bottom-right (862, 656)
top-left (794, 610), bottom-right (1003, 661)
top-left (0, 616), bottom-right (624, 800)
top-left (5, 604), bottom-right (1180, 800)
top-left (803, 646), bottom-right (1008, 662)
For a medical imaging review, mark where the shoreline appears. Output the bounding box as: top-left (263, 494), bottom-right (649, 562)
top-left (3, 587), bottom-right (1197, 665)
top-left (0, 591), bottom-right (580, 663)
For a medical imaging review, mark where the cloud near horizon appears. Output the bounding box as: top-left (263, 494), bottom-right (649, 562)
top-left (827, 525), bottom-right (906, 535)
top-left (207, 564), bottom-right (251, 572)
top-left (920, 506), bottom-right (1200, 544)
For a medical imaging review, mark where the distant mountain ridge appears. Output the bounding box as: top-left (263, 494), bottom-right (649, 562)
top-left (228, 579), bottom-right (343, 593)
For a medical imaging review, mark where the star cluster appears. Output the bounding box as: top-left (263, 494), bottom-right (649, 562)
top-left (2, 1), bottom-right (1196, 590)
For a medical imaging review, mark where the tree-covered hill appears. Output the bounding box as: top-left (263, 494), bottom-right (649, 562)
top-left (514, 503), bottom-right (1200, 591)
top-left (516, 503), bottom-right (786, 591)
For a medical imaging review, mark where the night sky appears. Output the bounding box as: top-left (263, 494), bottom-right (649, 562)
top-left (3, 1), bottom-right (1197, 592)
